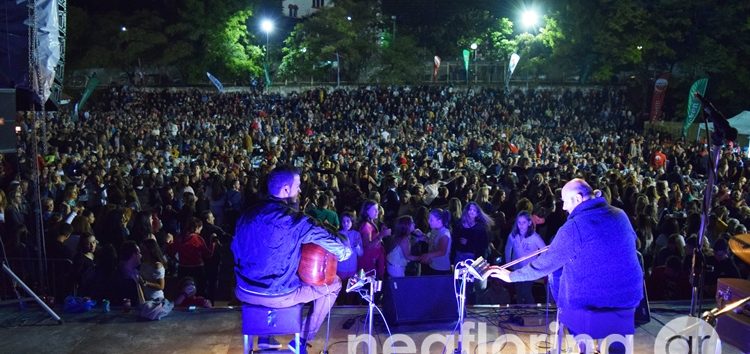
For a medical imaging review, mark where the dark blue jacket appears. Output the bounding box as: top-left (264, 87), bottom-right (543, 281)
top-left (510, 197), bottom-right (643, 310)
top-left (232, 197), bottom-right (351, 298)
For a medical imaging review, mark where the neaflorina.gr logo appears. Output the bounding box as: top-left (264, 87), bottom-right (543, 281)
top-left (346, 320), bottom-right (634, 354)
top-left (654, 316), bottom-right (720, 354)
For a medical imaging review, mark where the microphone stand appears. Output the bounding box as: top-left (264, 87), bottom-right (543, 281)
top-left (458, 248), bottom-right (551, 354)
top-left (346, 270), bottom-right (382, 354)
top-left (453, 266), bottom-right (471, 354)
top-left (689, 93), bottom-right (738, 318)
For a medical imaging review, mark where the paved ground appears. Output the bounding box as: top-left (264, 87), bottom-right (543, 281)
top-left (0, 301), bottom-right (741, 353)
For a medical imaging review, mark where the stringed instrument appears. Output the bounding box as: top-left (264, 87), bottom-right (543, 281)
top-left (729, 233), bottom-right (750, 265)
top-left (298, 243), bottom-right (338, 286)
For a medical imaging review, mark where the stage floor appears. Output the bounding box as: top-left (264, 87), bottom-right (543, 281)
top-left (0, 301), bottom-right (741, 353)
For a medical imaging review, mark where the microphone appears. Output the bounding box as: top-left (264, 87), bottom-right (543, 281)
top-left (346, 269), bottom-right (369, 293)
top-left (695, 92), bottom-right (738, 142)
top-left (466, 256), bottom-right (491, 280)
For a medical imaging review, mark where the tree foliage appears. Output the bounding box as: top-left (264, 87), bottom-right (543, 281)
top-left (548, 0), bottom-right (750, 114)
top-left (67, 0), bottom-right (265, 82)
top-left (278, 0), bottom-right (382, 82)
top-left (65, 0), bottom-right (749, 113)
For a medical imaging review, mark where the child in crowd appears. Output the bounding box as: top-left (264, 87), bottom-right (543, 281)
top-left (386, 216), bottom-right (423, 278)
top-left (337, 212), bottom-right (363, 304)
top-left (337, 212), bottom-right (363, 281)
top-left (419, 209), bottom-right (452, 275)
top-left (174, 277), bottom-right (212, 308)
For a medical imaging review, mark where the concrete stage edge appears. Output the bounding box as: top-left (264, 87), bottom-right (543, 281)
top-left (0, 301), bottom-right (741, 353)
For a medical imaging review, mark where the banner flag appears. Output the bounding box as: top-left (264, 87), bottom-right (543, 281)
top-left (77, 72), bottom-right (99, 113)
top-left (683, 78), bottom-right (708, 136)
top-left (463, 49), bottom-right (470, 71)
top-left (505, 53), bottom-right (520, 92)
top-left (433, 56), bottom-right (441, 82)
top-left (649, 73), bottom-right (671, 122)
top-left (263, 64), bottom-right (272, 87)
top-left (508, 53), bottom-right (520, 77)
top-left (206, 72), bottom-right (225, 93)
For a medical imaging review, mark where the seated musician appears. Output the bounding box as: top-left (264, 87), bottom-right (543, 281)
top-left (232, 165), bottom-right (351, 354)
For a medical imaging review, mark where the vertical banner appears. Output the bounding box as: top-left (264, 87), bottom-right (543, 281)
top-left (649, 73), bottom-right (671, 122)
top-left (31, 0), bottom-right (60, 104)
top-left (263, 64), bottom-right (272, 88)
top-left (683, 78), bottom-right (709, 136)
top-left (207, 72), bottom-right (225, 93)
top-left (462, 49), bottom-right (470, 83)
top-left (76, 72), bottom-right (99, 114)
top-left (505, 53), bottom-right (520, 93)
top-left (433, 56), bottom-right (441, 82)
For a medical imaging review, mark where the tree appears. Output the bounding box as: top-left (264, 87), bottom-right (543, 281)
top-left (164, 0), bottom-right (265, 82)
top-left (549, 0), bottom-right (750, 115)
top-left (118, 10), bottom-right (169, 68)
top-left (374, 34), bottom-right (429, 84)
top-left (207, 10), bottom-right (264, 78)
top-left (278, 0), bottom-right (382, 83)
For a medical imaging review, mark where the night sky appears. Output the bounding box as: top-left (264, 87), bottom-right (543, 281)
top-left (69, 0), bottom-right (533, 24)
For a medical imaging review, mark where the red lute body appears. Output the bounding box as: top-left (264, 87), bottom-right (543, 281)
top-left (298, 243), bottom-right (338, 286)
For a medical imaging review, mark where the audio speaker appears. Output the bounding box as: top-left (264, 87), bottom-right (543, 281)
top-left (383, 275), bottom-right (458, 326)
top-left (0, 89), bottom-right (17, 153)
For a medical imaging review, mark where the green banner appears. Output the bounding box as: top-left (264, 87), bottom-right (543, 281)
top-left (683, 78), bottom-right (708, 136)
top-left (462, 49), bottom-right (470, 73)
top-left (263, 63), bottom-right (272, 87)
top-left (78, 73), bottom-right (99, 112)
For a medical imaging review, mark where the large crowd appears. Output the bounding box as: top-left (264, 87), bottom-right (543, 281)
top-left (0, 84), bottom-right (748, 312)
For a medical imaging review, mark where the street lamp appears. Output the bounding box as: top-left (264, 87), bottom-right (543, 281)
top-left (470, 43), bottom-right (478, 83)
top-left (260, 19), bottom-right (274, 64)
top-left (391, 15), bottom-right (397, 42)
top-left (520, 9), bottom-right (539, 31)
top-left (260, 19), bottom-right (274, 87)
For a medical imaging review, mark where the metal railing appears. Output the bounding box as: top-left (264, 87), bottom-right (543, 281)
top-left (1, 257), bottom-right (73, 303)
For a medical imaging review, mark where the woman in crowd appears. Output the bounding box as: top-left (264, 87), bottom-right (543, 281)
top-left (357, 200), bottom-right (390, 280)
top-left (139, 238), bottom-right (167, 301)
top-left (419, 209), bottom-right (452, 275)
top-left (452, 202), bottom-right (494, 263)
top-left (72, 233), bottom-right (98, 297)
top-left (71, 210), bottom-right (95, 236)
top-left (130, 211), bottom-right (154, 244)
top-left (91, 243), bottom-right (118, 301)
top-left (386, 215), bottom-right (423, 278)
top-left (447, 198), bottom-right (463, 225)
top-left (504, 211), bottom-right (546, 304)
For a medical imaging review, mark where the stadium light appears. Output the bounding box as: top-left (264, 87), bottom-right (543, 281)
top-left (260, 19), bottom-right (274, 34)
top-left (520, 9), bottom-right (539, 30)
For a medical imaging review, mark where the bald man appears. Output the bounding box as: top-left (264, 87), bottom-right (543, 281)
top-left (492, 178), bottom-right (643, 353)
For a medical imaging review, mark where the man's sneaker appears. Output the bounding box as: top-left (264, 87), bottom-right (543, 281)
top-left (257, 336), bottom-right (282, 350)
top-left (287, 337), bottom-right (307, 354)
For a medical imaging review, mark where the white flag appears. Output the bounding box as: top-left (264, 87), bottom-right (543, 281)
top-left (508, 53), bottom-right (520, 77)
